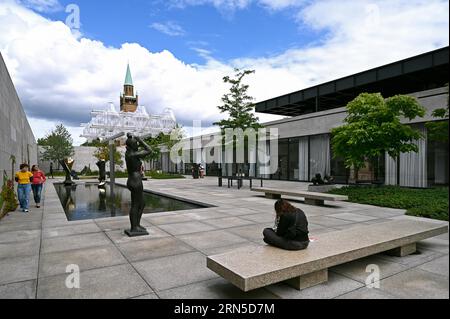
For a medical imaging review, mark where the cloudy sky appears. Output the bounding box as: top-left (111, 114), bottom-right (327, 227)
top-left (0, 0), bottom-right (448, 145)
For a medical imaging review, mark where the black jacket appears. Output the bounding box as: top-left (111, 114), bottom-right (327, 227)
top-left (276, 209), bottom-right (309, 242)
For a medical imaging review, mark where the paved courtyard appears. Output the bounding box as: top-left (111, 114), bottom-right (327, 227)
top-left (0, 177), bottom-right (448, 299)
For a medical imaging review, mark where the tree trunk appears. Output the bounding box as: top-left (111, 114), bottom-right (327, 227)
top-left (353, 166), bottom-right (359, 184)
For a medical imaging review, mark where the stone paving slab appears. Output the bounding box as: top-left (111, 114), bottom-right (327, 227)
top-left (95, 218), bottom-right (152, 231)
top-left (105, 227), bottom-right (170, 244)
top-left (378, 268), bottom-right (449, 299)
top-left (39, 245), bottom-right (128, 278)
top-left (41, 232), bottom-right (112, 254)
top-left (336, 286), bottom-right (399, 299)
top-left (266, 272), bottom-right (364, 299)
top-left (37, 264), bottom-right (152, 299)
top-left (330, 255), bottom-right (410, 283)
top-left (133, 252), bottom-right (219, 291)
top-left (200, 242), bottom-right (262, 256)
top-left (0, 255), bottom-right (39, 286)
top-left (177, 230), bottom-right (250, 251)
top-left (117, 237), bottom-right (195, 262)
top-left (0, 229), bottom-right (41, 243)
top-left (0, 280), bottom-right (37, 299)
top-left (331, 212), bottom-right (380, 222)
top-left (226, 224), bottom-right (268, 243)
top-left (158, 221), bottom-right (217, 236)
top-left (42, 223), bottom-right (101, 239)
top-left (375, 247), bottom-right (445, 268)
top-left (417, 256), bottom-right (449, 278)
top-left (202, 217), bottom-right (255, 229)
top-left (416, 237), bottom-right (449, 254)
top-left (241, 213), bottom-right (277, 223)
top-left (158, 278), bottom-right (279, 299)
top-left (0, 240), bottom-right (41, 259)
top-left (0, 221), bottom-right (42, 233)
top-left (144, 214), bottom-right (197, 225)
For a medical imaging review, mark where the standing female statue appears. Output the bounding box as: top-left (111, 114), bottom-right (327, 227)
top-left (125, 133), bottom-right (152, 237)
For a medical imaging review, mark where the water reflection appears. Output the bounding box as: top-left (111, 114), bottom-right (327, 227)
top-left (54, 183), bottom-right (205, 221)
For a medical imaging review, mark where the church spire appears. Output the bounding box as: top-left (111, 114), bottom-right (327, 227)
top-left (124, 63), bottom-right (133, 86)
top-left (120, 63), bottom-right (138, 112)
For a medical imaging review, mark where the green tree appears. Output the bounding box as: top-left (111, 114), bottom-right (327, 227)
top-left (81, 138), bottom-right (104, 147)
top-left (213, 69), bottom-right (262, 175)
top-left (426, 84), bottom-right (449, 143)
top-left (143, 125), bottom-right (186, 167)
top-left (93, 142), bottom-right (124, 167)
top-left (40, 124), bottom-right (75, 164)
top-left (214, 69), bottom-right (262, 131)
top-left (331, 93), bottom-right (426, 181)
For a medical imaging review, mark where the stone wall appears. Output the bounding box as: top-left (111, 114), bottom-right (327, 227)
top-left (0, 52), bottom-right (38, 182)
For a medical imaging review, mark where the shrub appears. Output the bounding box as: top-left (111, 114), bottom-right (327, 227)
top-left (329, 186), bottom-right (448, 221)
top-left (1, 180), bottom-right (18, 218)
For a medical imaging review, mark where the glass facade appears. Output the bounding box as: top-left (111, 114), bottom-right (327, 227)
top-left (157, 124), bottom-right (448, 188)
top-left (427, 139), bottom-right (449, 186)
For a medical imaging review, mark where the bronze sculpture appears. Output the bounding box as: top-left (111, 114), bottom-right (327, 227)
top-left (96, 159), bottom-right (106, 188)
top-left (124, 133), bottom-right (151, 237)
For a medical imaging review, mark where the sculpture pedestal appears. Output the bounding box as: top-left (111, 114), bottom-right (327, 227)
top-left (125, 229), bottom-right (149, 237)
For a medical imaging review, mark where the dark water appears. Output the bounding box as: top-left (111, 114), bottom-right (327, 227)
top-left (54, 183), bottom-right (206, 221)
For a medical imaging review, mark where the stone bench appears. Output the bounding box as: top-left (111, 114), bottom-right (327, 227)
top-left (251, 187), bottom-right (348, 206)
top-left (207, 219), bottom-right (448, 292)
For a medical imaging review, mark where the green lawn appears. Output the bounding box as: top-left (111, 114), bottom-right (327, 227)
top-left (329, 186), bottom-right (449, 221)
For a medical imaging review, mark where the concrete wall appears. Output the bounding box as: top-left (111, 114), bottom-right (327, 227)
top-left (0, 52), bottom-right (38, 181)
top-left (38, 146), bottom-right (127, 174)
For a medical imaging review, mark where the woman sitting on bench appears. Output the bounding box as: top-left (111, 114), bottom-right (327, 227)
top-left (263, 199), bottom-right (310, 251)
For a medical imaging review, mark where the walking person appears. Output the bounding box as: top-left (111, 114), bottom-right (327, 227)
top-left (49, 162), bottom-right (54, 179)
top-left (31, 165), bottom-right (46, 208)
top-left (263, 199), bottom-right (310, 251)
top-left (15, 164), bottom-right (33, 213)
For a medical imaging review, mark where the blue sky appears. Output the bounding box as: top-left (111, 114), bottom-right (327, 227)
top-left (1, 0), bottom-right (449, 145)
top-left (36, 0), bottom-right (323, 64)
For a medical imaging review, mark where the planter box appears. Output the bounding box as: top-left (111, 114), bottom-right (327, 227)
top-left (308, 184), bottom-right (337, 193)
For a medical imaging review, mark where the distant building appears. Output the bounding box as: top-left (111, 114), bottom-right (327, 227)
top-left (158, 47), bottom-right (449, 188)
top-left (81, 63), bottom-right (177, 143)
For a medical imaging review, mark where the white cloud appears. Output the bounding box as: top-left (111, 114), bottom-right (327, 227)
top-left (16, 0), bottom-right (62, 12)
top-left (150, 21), bottom-right (186, 36)
top-left (0, 0), bottom-right (448, 146)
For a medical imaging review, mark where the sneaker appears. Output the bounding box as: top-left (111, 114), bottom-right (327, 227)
top-left (24, 209), bottom-right (29, 213)
top-left (36, 205), bottom-right (40, 208)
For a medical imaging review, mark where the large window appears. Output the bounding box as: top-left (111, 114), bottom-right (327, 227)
top-left (428, 139), bottom-right (449, 186)
top-left (274, 139), bottom-right (289, 180)
top-left (288, 138), bottom-right (299, 180)
top-left (309, 134), bottom-right (331, 180)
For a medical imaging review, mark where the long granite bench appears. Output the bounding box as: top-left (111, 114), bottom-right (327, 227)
top-left (207, 219), bottom-right (448, 292)
top-left (251, 187), bottom-right (348, 206)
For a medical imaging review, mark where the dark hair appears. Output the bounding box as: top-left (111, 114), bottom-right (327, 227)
top-left (20, 163), bottom-right (29, 170)
top-left (274, 199), bottom-right (297, 216)
top-left (32, 165), bottom-right (39, 172)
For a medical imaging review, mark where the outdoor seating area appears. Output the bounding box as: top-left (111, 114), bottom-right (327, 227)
top-left (0, 176), bottom-right (448, 299)
top-left (207, 219), bottom-right (448, 291)
top-left (251, 187), bottom-right (349, 206)
top-left (218, 176), bottom-right (265, 189)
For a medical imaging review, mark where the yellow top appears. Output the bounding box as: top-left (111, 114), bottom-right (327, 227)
top-left (15, 171), bottom-right (33, 185)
